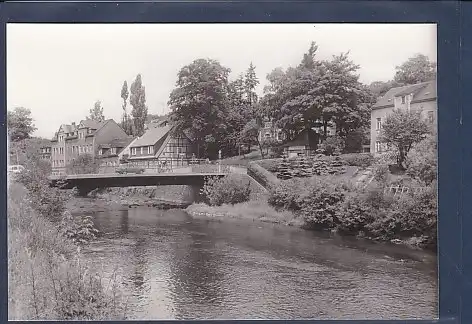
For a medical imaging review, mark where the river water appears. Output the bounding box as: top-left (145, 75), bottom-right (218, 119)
top-left (79, 205), bottom-right (438, 320)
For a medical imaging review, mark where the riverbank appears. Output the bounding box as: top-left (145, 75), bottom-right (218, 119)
top-left (8, 182), bottom-right (127, 320)
top-left (186, 200), bottom-right (304, 227)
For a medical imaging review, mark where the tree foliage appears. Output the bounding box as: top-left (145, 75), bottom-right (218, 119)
top-left (405, 133), bottom-right (437, 185)
top-left (88, 101), bottom-right (105, 122)
top-left (260, 43), bottom-right (372, 143)
top-left (168, 58), bottom-right (231, 159)
top-left (240, 119), bottom-right (264, 158)
top-left (394, 54), bottom-right (436, 85)
top-left (130, 74), bottom-right (148, 137)
top-left (8, 107), bottom-right (37, 142)
top-left (120, 80), bottom-right (134, 135)
top-left (66, 154), bottom-right (99, 175)
top-left (378, 109), bottom-right (430, 168)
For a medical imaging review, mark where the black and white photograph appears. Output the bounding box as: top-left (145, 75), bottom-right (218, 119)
top-left (7, 23), bottom-right (438, 320)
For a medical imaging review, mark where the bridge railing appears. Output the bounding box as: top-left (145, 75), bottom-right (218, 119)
top-left (62, 161), bottom-right (247, 176)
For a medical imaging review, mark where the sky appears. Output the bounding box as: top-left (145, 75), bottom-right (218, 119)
top-left (7, 23), bottom-right (437, 138)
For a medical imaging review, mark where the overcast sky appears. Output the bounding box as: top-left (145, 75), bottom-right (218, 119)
top-left (7, 23), bottom-right (436, 138)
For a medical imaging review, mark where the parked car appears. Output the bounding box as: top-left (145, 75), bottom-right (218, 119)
top-left (8, 165), bottom-right (25, 174)
top-left (116, 166), bottom-right (145, 174)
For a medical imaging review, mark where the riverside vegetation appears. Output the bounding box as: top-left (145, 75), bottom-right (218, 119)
top-left (8, 159), bottom-right (128, 320)
top-left (190, 135), bottom-right (437, 251)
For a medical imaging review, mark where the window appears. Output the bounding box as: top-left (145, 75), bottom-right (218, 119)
top-left (140, 147), bottom-right (143, 155)
top-left (376, 118), bottom-right (382, 130)
top-left (375, 141), bottom-right (382, 153)
top-left (111, 147), bottom-right (117, 154)
top-left (148, 146), bottom-right (153, 155)
top-left (401, 96), bottom-right (406, 104)
top-left (99, 149), bottom-right (103, 155)
top-left (131, 148), bottom-right (137, 155)
top-left (428, 111), bottom-right (435, 124)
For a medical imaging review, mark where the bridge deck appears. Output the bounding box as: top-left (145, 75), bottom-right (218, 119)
top-left (49, 172), bottom-right (227, 181)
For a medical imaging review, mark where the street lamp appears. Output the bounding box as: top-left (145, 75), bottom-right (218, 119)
top-left (218, 149), bottom-right (222, 173)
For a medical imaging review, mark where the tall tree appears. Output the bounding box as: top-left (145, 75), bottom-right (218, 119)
top-left (244, 62), bottom-right (259, 107)
top-left (88, 100), bottom-right (105, 122)
top-left (319, 52), bottom-right (372, 139)
top-left (378, 109), bottom-right (430, 169)
top-left (394, 54), bottom-right (437, 85)
top-left (130, 74), bottom-right (148, 137)
top-left (168, 58), bottom-right (231, 159)
top-left (120, 80), bottom-right (133, 135)
top-left (7, 107), bottom-right (37, 142)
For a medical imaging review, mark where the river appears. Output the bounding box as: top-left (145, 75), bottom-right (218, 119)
top-left (78, 205), bottom-right (438, 320)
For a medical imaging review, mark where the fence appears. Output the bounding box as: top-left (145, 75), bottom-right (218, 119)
top-left (64, 160), bottom-right (247, 176)
top-left (383, 185), bottom-right (427, 197)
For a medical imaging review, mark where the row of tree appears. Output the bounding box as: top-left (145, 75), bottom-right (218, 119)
top-left (86, 74), bottom-right (149, 137)
top-left (7, 44), bottom-right (436, 162)
top-left (167, 42), bottom-right (436, 159)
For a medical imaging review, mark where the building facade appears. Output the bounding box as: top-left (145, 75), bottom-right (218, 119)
top-left (258, 118), bottom-right (284, 143)
top-left (50, 119), bottom-right (129, 175)
top-left (127, 124), bottom-right (194, 169)
top-left (97, 137), bottom-right (136, 173)
top-left (39, 146), bottom-right (52, 161)
top-left (370, 80), bottom-right (437, 155)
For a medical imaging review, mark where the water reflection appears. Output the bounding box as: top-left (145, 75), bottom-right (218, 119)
top-left (80, 207), bottom-right (437, 320)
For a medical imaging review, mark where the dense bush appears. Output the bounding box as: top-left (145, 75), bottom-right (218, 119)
top-left (340, 153), bottom-right (374, 168)
top-left (268, 178), bottom-right (305, 211)
top-left (318, 136), bottom-right (345, 156)
top-left (405, 134), bottom-right (437, 185)
top-left (8, 183), bottom-right (126, 320)
top-left (267, 175), bottom-right (437, 248)
top-left (298, 178), bottom-right (347, 230)
top-left (201, 174), bottom-right (252, 206)
top-left (66, 153), bottom-right (99, 175)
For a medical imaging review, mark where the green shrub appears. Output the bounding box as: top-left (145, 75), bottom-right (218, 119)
top-left (298, 178), bottom-right (347, 230)
top-left (268, 179), bottom-right (305, 211)
top-left (335, 193), bottom-right (375, 235)
top-left (405, 134), bottom-right (437, 185)
top-left (201, 174), bottom-right (252, 206)
top-left (340, 153), bottom-right (374, 168)
top-left (372, 163), bottom-right (389, 184)
top-left (318, 136), bottom-right (345, 156)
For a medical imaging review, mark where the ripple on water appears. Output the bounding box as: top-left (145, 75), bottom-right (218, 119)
top-left (79, 208), bottom-right (437, 320)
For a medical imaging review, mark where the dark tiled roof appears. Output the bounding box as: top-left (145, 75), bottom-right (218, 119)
top-left (79, 119), bottom-right (105, 130)
top-left (282, 129), bottom-right (319, 148)
top-left (59, 124), bottom-right (77, 134)
top-left (373, 80), bottom-right (436, 109)
top-left (130, 125), bottom-right (173, 147)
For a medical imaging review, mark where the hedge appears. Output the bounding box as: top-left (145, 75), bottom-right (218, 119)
top-left (247, 161), bottom-right (280, 190)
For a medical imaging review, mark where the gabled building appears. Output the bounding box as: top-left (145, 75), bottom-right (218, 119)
top-left (281, 128), bottom-right (320, 158)
top-left (39, 146), bottom-right (52, 161)
top-left (370, 79), bottom-right (437, 155)
top-left (127, 124), bottom-right (194, 169)
top-left (97, 136), bottom-right (135, 172)
top-left (50, 119), bottom-right (129, 175)
top-left (258, 118), bottom-right (284, 143)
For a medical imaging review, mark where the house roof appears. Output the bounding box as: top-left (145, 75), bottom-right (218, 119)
top-left (282, 128), bottom-right (319, 148)
top-left (373, 80), bottom-right (436, 109)
top-left (130, 124), bottom-right (173, 147)
top-left (79, 119), bottom-right (106, 130)
top-left (59, 124), bottom-right (77, 134)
